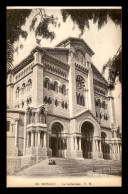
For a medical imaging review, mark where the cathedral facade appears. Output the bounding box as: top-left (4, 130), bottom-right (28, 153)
top-left (7, 37), bottom-right (121, 174)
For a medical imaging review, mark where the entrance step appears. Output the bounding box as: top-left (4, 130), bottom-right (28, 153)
top-left (14, 157), bottom-right (121, 177)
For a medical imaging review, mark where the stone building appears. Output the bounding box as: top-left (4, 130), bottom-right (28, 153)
top-left (6, 37), bottom-right (121, 174)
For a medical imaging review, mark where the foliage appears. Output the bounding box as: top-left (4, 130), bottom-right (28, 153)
top-left (102, 46), bottom-right (122, 90)
top-left (7, 8), bottom-right (122, 85)
top-left (61, 9), bottom-right (121, 37)
top-left (6, 9), bottom-right (57, 74)
top-left (61, 9), bottom-right (122, 89)
top-left (6, 9), bottom-right (32, 73)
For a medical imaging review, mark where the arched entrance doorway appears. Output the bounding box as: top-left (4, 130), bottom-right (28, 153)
top-left (81, 121), bottom-right (94, 159)
top-left (101, 132), bottom-right (110, 159)
top-left (50, 122), bottom-right (66, 157)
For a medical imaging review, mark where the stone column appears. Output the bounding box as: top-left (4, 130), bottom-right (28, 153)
top-left (31, 131), bottom-right (34, 147)
top-left (38, 131), bottom-right (40, 146)
top-left (113, 144), bottom-right (115, 154)
top-left (75, 137), bottom-right (77, 150)
top-left (32, 52), bottom-right (44, 107)
top-left (84, 89), bottom-right (88, 109)
top-left (108, 90), bottom-right (116, 125)
top-left (96, 140), bottom-right (98, 152)
top-left (15, 119), bottom-right (18, 147)
top-left (27, 132), bottom-right (29, 147)
top-left (68, 50), bottom-right (76, 117)
top-left (114, 144), bottom-right (116, 154)
top-left (99, 141), bottom-right (102, 152)
top-left (23, 113), bottom-right (27, 155)
top-left (94, 140), bottom-right (97, 152)
top-left (11, 124), bottom-right (13, 132)
top-left (71, 137), bottom-right (74, 150)
top-left (118, 144), bottom-right (120, 153)
top-left (35, 132), bottom-right (37, 147)
top-left (43, 132), bottom-right (46, 147)
top-left (87, 65), bottom-right (95, 112)
top-left (120, 144), bottom-right (122, 153)
top-left (79, 138), bottom-right (81, 151)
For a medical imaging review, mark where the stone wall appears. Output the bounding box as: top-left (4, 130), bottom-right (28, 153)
top-left (7, 137), bottom-right (15, 156)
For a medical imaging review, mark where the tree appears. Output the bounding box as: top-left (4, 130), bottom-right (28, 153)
top-left (61, 9), bottom-right (122, 90)
top-left (6, 8), bottom-right (57, 74)
top-left (102, 45), bottom-right (122, 90)
top-left (61, 9), bottom-right (121, 36)
top-left (7, 8), bottom-right (122, 85)
top-left (6, 9), bottom-right (31, 73)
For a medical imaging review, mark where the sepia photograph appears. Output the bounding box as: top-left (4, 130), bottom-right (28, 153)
top-left (6, 6), bottom-right (122, 187)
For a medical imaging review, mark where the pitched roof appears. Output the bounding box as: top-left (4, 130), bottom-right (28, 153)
top-left (55, 37), bottom-right (95, 56)
top-left (71, 109), bottom-right (100, 124)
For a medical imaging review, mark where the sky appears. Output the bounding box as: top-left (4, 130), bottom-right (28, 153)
top-left (12, 7), bottom-right (122, 130)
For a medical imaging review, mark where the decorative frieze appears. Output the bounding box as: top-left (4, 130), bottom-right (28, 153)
top-left (75, 63), bottom-right (88, 74)
top-left (44, 63), bottom-right (68, 78)
top-left (94, 86), bottom-right (106, 96)
top-left (93, 79), bottom-right (108, 89)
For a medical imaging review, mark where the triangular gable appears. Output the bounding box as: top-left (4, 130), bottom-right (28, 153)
top-left (56, 37), bottom-right (95, 56)
top-left (71, 109), bottom-right (100, 124)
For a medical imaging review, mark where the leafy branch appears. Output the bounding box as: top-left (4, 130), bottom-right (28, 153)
top-left (102, 45), bottom-right (122, 90)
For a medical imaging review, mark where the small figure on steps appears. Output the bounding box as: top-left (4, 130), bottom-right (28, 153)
top-left (48, 159), bottom-right (56, 165)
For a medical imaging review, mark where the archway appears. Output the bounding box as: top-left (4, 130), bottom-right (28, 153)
top-left (81, 121), bottom-right (94, 159)
top-left (50, 122), bottom-right (65, 157)
top-left (101, 132), bottom-right (110, 159)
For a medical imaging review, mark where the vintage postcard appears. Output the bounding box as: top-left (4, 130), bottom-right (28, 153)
top-left (6, 6), bottom-right (122, 187)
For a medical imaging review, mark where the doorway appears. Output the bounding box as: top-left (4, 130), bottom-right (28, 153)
top-left (81, 121), bottom-right (94, 159)
top-left (50, 122), bottom-right (64, 157)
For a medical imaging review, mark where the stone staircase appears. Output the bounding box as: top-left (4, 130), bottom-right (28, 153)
top-left (14, 157), bottom-right (121, 177)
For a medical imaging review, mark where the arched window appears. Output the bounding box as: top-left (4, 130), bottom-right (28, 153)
top-left (112, 131), bottom-right (114, 138)
top-left (44, 96), bottom-right (48, 104)
top-left (78, 93), bottom-right (80, 105)
top-left (76, 75), bottom-right (85, 90)
top-left (98, 99), bottom-right (101, 108)
top-left (22, 101), bottom-right (24, 108)
top-left (102, 101), bottom-right (105, 109)
top-left (77, 93), bottom-right (85, 106)
top-left (22, 83), bottom-right (26, 95)
top-left (81, 94), bottom-right (85, 106)
top-left (39, 108), bottom-right (46, 124)
top-left (28, 110), bottom-right (32, 124)
top-left (29, 97), bottom-right (32, 104)
top-left (62, 84), bottom-right (66, 95)
top-left (48, 97), bottom-right (51, 104)
top-left (28, 79), bottom-right (32, 92)
top-left (27, 98), bottom-right (29, 105)
top-left (80, 95), bottom-right (83, 106)
top-left (101, 132), bottom-right (106, 142)
top-left (16, 87), bottom-right (20, 98)
top-left (105, 103), bottom-right (107, 110)
top-left (7, 121), bottom-right (11, 132)
top-left (65, 102), bottom-right (68, 109)
top-left (104, 114), bottom-right (108, 120)
top-left (55, 99), bottom-right (58, 107)
top-left (94, 98), bottom-right (98, 106)
top-left (62, 101), bottom-right (64, 108)
top-left (44, 78), bottom-right (50, 90)
top-left (54, 81), bottom-right (58, 92)
top-left (76, 50), bottom-right (85, 63)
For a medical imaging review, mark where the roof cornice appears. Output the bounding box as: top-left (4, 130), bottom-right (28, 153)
top-left (11, 54), bottom-right (34, 74)
top-left (12, 46), bottom-right (70, 74)
top-left (91, 63), bottom-right (108, 85)
top-left (70, 109), bottom-right (100, 124)
top-left (55, 37), bottom-right (95, 56)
